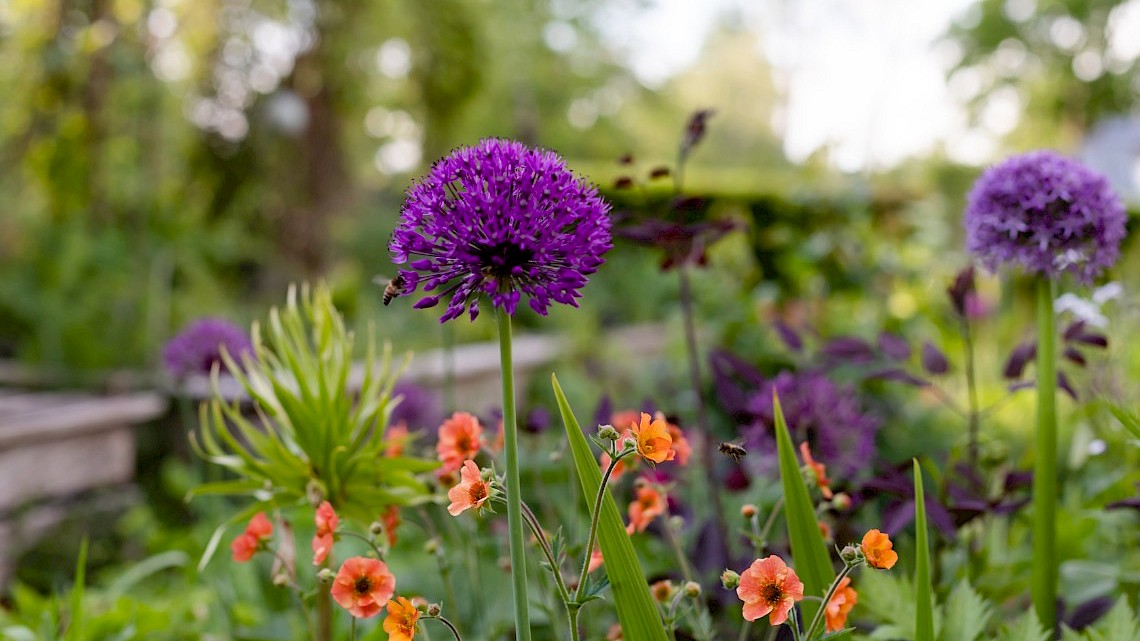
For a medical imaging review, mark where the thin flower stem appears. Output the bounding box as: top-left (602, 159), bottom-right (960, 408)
top-left (1031, 276), bottom-right (1058, 626)
top-left (662, 519), bottom-right (695, 584)
top-left (802, 563), bottom-right (854, 641)
top-left (498, 312), bottom-right (532, 641)
top-left (316, 579), bottom-right (332, 641)
top-left (575, 449), bottom-right (634, 602)
top-left (567, 604), bottom-right (581, 641)
top-left (735, 619), bottom-right (752, 641)
top-left (678, 265), bottom-right (729, 550)
top-left (754, 498), bottom-right (784, 552)
top-left (962, 318), bottom-right (981, 470)
top-left (519, 499), bottom-right (571, 602)
top-left (335, 530), bottom-right (385, 560)
top-left (787, 607), bottom-right (802, 641)
top-left (350, 616), bottom-right (356, 641)
top-left (427, 615), bottom-right (464, 641)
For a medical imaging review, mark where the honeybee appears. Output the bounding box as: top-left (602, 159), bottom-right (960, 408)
top-left (718, 441), bottom-right (747, 462)
top-left (374, 273), bottom-right (406, 306)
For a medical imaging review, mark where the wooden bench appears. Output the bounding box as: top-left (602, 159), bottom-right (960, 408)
top-left (0, 390), bottom-right (167, 584)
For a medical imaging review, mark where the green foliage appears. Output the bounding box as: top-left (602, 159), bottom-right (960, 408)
top-left (190, 283), bottom-right (435, 537)
top-left (914, 460), bottom-right (935, 641)
top-left (552, 374), bottom-right (670, 641)
top-left (774, 393), bottom-right (835, 624)
top-left (996, 610), bottom-right (1049, 641)
top-left (1081, 598), bottom-right (1139, 641)
top-left (939, 581), bottom-right (993, 641)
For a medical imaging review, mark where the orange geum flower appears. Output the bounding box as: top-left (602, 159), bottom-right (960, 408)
top-left (230, 512), bottom-right (273, 563)
top-left (447, 460), bottom-right (492, 516)
top-left (736, 555), bottom-right (805, 625)
top-left (383, 596), bottom-right (420, 641)
top-left (665, 419), bottom-right (691, 466)
top-left (630, 412), bottom-right (675, 465)
top-left (588, 545), bottom-right (604, 573)
top-left (825, 576), bottom-right (858, 632)
top-left (330, 556), bottom-right (396, 619)
top-left (799, 442), bottom-right (833, 499)
top-left (312, 500), bottom-right (339, 566)
top-left (382, 505), bottom-right (401, 547)
top-left (626, 483), bottom-right (667, 534)
top-left (384, 422), bottom-right (410, 458)
top-left (861, 529), bottom-right (899, 570)
top-left (436, 411), bottom-right (484, 471)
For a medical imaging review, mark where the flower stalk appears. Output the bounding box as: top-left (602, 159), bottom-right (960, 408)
top-left (576, 447), bottom-right (634, 601)
top-left (1031, 276), bottom-right (1058, 626)
top-left (498, 311), bottom-right (532, 641)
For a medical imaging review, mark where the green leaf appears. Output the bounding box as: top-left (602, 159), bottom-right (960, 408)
top-left (998, 610), bottom-right (1049, 641)
top-left (65, 538), bottom-right (87, 641)
top-left (552, 374), bottom-right (669, 641)
top-left (914, 459), bottom-right (935, 641)
top-left (820, 629), bottom-right (856, 640)
top-left (1106, 404), bottom-right (1140, 440)
top-left (938, 580), bottom-right (992, 641)
top-left (858, 570), bottom-right (916, 633)
top-left (1086, 597), bottom-right (1139, 641)
top-left (105, 551), bottom-right (190, 598)
top-left (773, 393), bottom-right (835, 623)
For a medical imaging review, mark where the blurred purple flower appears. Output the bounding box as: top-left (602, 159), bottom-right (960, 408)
top-left (877, 332), bottom-right (911, 360)
top-left (741, 370), bottom-right (881, 478)
top-left (964, 151), bottom-right (1127, 282)
top-left (947, 266), bottom-right (976, 318)
top-left (618, 217), bottom-right (738, 271)
top-left (920, 341), bottom-right (950, 375)
top-left (389, 380), bottom-right (442, 432)
top-left (819, 336), bottom-right (876, 364)
top-left (163, 318), bottom-right (252, 379)
top-left (389, 138), bottom-right (612, 322)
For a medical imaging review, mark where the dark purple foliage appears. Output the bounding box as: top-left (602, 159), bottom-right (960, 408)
top-left (920, 341), bottom-right (950, 375)
top-left (865, 368), bottom-right (929, 387)
top-left (162, 318), bottom-right (253, 379)
top-left (819, 336), bottom-right (876, 364)
top-left (947, 266), bottom-right (976, 318)
top-left (964, 151), bottom-right (1127, 282)
top-left (680, 109), bottom-right (715, 159)
top-left (617, 218), bottom-right (738, 270)
top-left (524, 406), bottom-right (551, 434)
top-left (1063, 347), bottom-right (1087, 367)
top-left (877, 332), bottom-right (911, 361)
top-left (1003, 340), bottom-right (1037, 379)
top-left (389, 139), bottom-right (613, 322)
top-left (741, 370), bottom-right (880, 478)
top-left (773, 321), bottom-right (804, 353)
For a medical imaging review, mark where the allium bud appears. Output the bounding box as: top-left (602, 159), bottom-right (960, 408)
top-left (683, 581), bottom-right (701, 599)
top-left (741, 504), bottom-right (758, 519)
top-left (598, 424), bottom-right (621, 441)
top-left (721, 569), bottom-right (740, 590)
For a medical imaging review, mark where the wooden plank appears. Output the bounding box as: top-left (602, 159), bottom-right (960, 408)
top-left (0, 428), bottom-right (135, 512)
top-left (0, 393), bottom-right (167, 449)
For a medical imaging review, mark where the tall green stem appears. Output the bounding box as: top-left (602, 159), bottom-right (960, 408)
top-left (316, 582), bottom-right (332, 641)
top-left (1031, 277), bottom-right (1057, 627)
top-left (575, 450), bottom-right (632, 601)
top-left (802, 564), bottom-right (853, 641)
top-left (498, 312), bottom-right (532, 641)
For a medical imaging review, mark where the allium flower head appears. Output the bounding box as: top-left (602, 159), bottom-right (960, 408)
top-left (389, 138), bottom-right (612, 322)
top-left (163, 318), bottom-right (252, 378)
top-left (964, 151), bottom-right (1127, 282)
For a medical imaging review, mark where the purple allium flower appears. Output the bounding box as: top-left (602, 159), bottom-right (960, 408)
top-left (742, 370), bottom-right (880, 479)
top-left (389, 139), bottom-right (613, 322)
top-left (964, 151), bottom-right (1127, 282)
top-left (163, 318), bottom-right (252, 378)
top-left (389, 380), bottom-right (442, 432)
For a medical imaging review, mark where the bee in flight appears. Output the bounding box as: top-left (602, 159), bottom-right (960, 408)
top-left (374, 273), bottom-right (406, 306)
top-left (717, 441), bottom-right (747, 462)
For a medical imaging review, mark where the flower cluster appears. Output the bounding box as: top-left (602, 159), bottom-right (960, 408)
top-left (163, 317), bottom-right (252, 378)
top-left (964, 151), bottom-right (1126, 282)
top-left (389, 138), bottom-right (613, 322)
top-left (230, 512), bottom-right (273, 563)
top-left (743, 370), bottom-right (880, 478)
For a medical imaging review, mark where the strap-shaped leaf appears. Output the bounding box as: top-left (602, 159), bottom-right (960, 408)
top-left (773, 392), bottom-right (834, 623)
top-left (914, 459), bottom-right (935, 641)
top-left (552, 375), bottom-right (669, 641)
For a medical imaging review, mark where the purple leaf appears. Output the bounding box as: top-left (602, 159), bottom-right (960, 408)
top-left (1057, 371), bottom-right (1078, 400)
top-left (921, 341), bottom-right (950, 375)
top-left (821, 336), bottom-right (876, 363)
top-left (865, 368), bottom-right (929, 386)
top-left (1003, 340), bottom-right (1037, 379)
top-left (877, 332), bottom-right (911, 360)
top-left (1062, 347), bottom-right (1087, 367)
top-left (774, 321), bottom-right (804, 353)
top-left (947, 266), bottom-right (976, 318)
